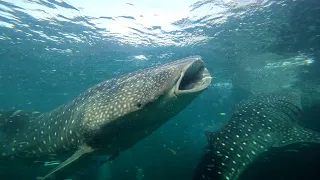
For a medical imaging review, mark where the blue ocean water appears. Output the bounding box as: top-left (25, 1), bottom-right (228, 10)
top-left (0, 0), bottom-right (319, 180)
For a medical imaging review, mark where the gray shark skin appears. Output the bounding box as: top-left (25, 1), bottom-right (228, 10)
top-left (193, 90), bottom-right (320, 180)
top-left (0, 56), bottom-right (212, 180)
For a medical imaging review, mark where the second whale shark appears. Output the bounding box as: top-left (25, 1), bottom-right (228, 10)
top-left (193, 89), bottom-right (320, 180)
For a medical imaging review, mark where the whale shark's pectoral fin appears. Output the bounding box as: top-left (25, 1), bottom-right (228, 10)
top-left (41, 144), bottom-right (95, 180)
top-left (273, 125), bottom-right (320, 147)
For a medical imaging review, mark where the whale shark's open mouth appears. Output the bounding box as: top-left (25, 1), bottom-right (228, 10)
top-left (176, 59), bottom-right (212, 94)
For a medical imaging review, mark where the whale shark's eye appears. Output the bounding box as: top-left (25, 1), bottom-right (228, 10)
top-left (136, 103), bottom-right (142, 108)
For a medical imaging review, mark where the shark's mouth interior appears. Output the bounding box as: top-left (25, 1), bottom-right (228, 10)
top-left (178, 60), bottom-right (211, 92)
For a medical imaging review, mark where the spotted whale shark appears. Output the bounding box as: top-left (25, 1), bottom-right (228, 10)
top-left (0, 56), bottom-right (212, 180)
top-left (193, 90), bottom-right (320, 180)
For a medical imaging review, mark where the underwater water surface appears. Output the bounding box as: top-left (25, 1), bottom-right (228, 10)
top-left (0, 0), bottom-right (320, 180)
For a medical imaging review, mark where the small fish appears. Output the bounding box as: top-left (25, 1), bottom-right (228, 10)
top-left (193, 89), bottom-right (320, 180)
top-left (44, 161), bottom-right (61, 167)
top-left (168, 148), bottom-right (177, 155)
top-left (11, 110), bottom-right (22, 117)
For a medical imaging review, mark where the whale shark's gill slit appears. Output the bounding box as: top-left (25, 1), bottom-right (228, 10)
top-left (268, 105), bottom-right (298, 123)
top-left (179, 65), bottom-right (205, 90)
top-left (277, 99), bottom-right (302, 115)
top-left (268, 100), bottom-right (302, 123)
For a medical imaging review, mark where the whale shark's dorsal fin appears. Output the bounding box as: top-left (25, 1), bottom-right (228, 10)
top-left (0, 110), bottom-right (41, 136)
top-left (0, 110), bottom-right (42, 157)
top-left (273, 125), bottom-right (320, 147)
top-left (41, 144), bottom-right (95, 180)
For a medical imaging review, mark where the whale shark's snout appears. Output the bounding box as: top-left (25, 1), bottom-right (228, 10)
top-left (174, 57), bottom-right (212, 95)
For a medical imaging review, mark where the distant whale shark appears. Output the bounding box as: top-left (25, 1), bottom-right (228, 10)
top-left (193, 90), bottom-right (320, 180)
top-left (0, 56), bottom-right (212, 180)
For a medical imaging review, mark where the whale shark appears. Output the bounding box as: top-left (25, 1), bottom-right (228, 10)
top-left (0, 56), bottom-right (212, 180)
top-left (193, 89), bottom-right (320, 180)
